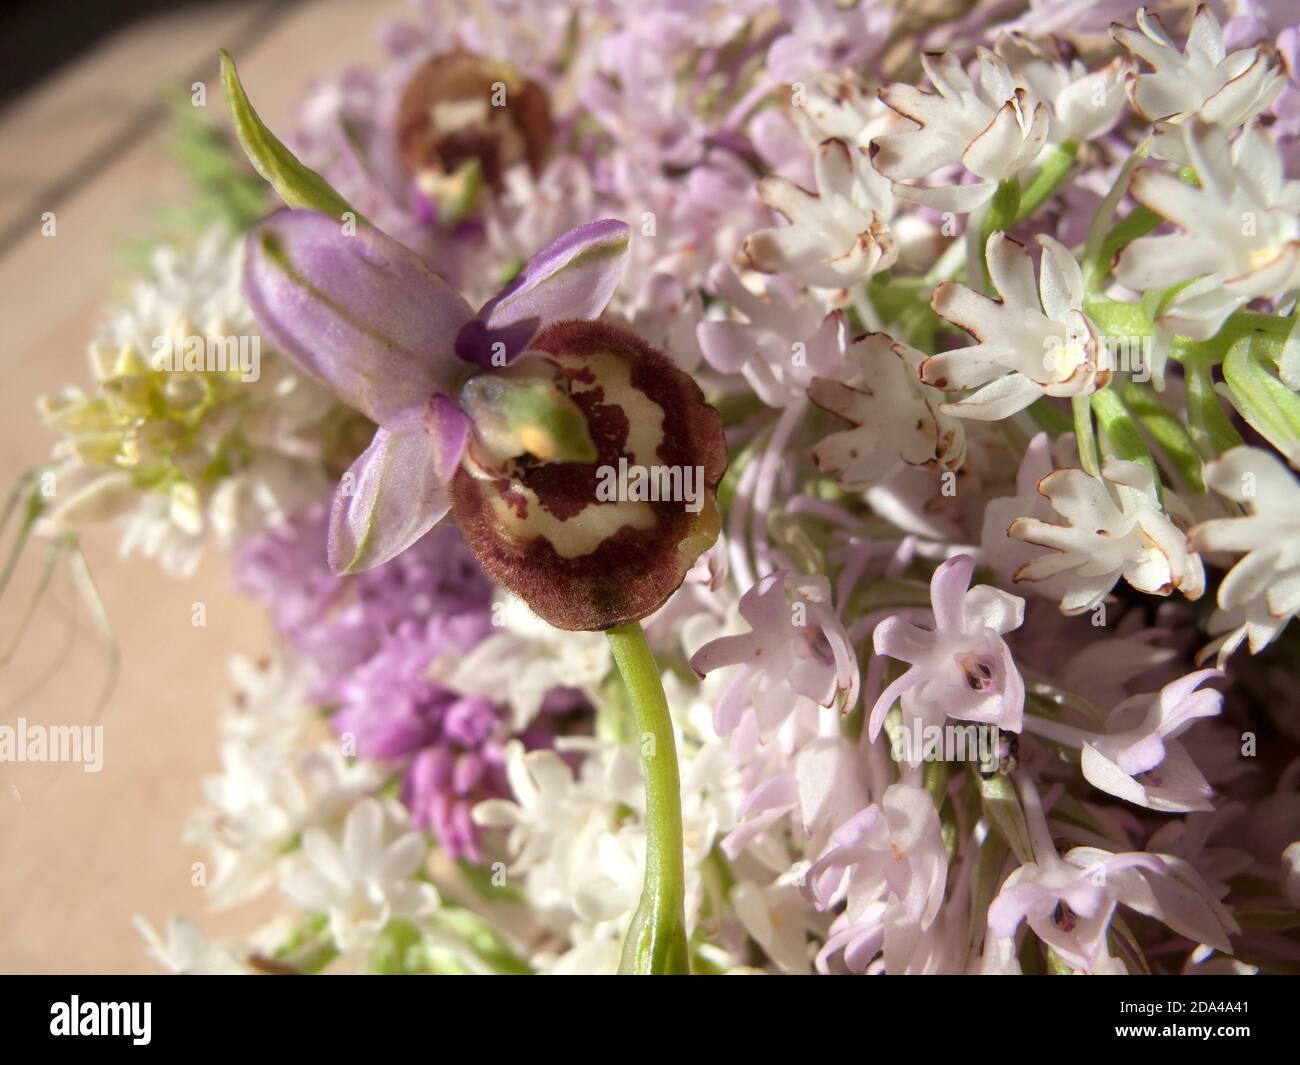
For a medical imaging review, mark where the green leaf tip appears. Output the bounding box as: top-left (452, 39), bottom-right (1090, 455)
top-left (219, 49), bottom-right (360, 222)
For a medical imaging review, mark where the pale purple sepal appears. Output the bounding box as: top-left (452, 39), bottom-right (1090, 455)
top-left (243, 209), bottom-right (475, 427)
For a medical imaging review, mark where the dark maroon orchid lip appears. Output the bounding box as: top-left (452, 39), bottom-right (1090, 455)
top-left (451, 319), bottom-right (727, 631)
top-left (396, 50), bottom-right (553, 196)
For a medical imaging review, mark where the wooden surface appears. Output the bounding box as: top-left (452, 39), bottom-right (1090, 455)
top-left (0, 0), bottom-right (408, 974)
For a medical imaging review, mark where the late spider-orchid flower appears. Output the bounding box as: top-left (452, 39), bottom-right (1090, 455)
top-left (243, 211), bottom-right (631, 578)
top-left (243, 210), bottom-right (726, 632)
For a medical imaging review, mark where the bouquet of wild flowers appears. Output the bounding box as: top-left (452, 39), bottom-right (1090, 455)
top-left (17, 0), bottom-right (1300, 975)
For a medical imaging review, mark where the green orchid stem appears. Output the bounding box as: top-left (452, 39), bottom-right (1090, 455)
top-left (1090, 387), bottom-right (1161, 499)
top-left (606, 620), bottom-right (690, 975)
top-left (978, 178), bottom-right (1021, 292)
top-left (1016, 141), bottom-right (1077, 223)
top-left (1072, 394), bottom-right (1100, 478)
top-left (1185, 352), bottom-right (1245, 458)
top-left (1120, 379), bottom-right (1205, 493)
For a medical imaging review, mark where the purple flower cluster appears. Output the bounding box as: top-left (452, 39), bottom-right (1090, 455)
top-left (236, 504), bottom-right (564, 861)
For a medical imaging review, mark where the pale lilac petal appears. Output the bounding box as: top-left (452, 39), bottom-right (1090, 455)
top-left (926, 554), bottom-right (973, 632)
top-left (328, 425), bottom-right (450, 575)
top-left (424, 393), bottom-right (470, 483)
top-left (456, 219), bottom-right (631, 367)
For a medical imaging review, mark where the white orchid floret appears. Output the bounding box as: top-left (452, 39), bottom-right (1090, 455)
top-left (874, 49), bottom-right (1049, 214)
top-left (1115, 120), bottom-right (1300, 340)
top-left (188, 682), bottom-right (385, 911)
top-left (994, 32), bottom-right (1130, 146)
top-left (808, 332), bottom-right (965, 489)
top-left (1188, 446), bottom-right (1300, 663)
top-left (923, 233), bottom-right (1108, 420)
top-left (742, 137), bottom-right (898, 289)
top-left (1010, 458), bottom-right (1205, 614)
top-left (133, 916), bottom-right (254, 976)
top-left (278, 797), bottom-right (439, 953)
top-left (475, 735), bottom-right (740, 961)
top-left (788, 73), bottom-right (902, 150)
top-left (1112, 5), bottom-right (1285, 142)
top-left (731, 874), bottom-right (824, 974)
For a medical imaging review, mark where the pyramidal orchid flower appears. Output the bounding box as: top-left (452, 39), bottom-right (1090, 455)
top-left (1188, 446), bottom-right (1300, 663)
top-left (1112, 5), bottom-right (1284, 151)
top-left (1009, 458), bottom-right (1205, 614)
top-left (986, 779), bottom-right (1236, 972)
top-left (1025, 669), bottom-right (1225, 813)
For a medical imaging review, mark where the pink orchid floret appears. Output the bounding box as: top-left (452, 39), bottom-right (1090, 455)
top-left (805, 782), bottom-right (948, 974)
top-left (1080, 669), bottom-right (1225, 814)
top-left (868, 554), bottom-right (1025, 741)
top-left (987, 780), bottom-right (1237, 972)
top-left (690, 571), bottom-right (859, 738)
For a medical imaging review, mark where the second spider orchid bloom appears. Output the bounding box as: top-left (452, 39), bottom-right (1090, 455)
top-left (243, 211), bottom-right (726, 630)
top-left (868, 554), bottom-right (1026, 742)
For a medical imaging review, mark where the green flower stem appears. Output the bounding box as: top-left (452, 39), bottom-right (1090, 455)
top-left (1090, 387), bottom-right (1161, 501)
top-left (1120, 380), bottom-right (1205, 493)
top-left (1082, 296), bottom-right (1156, 340)
top-left (1015, 141), bottom-right (1077, 223)
top-left (1082, 135), bottom-right (1152, 292)
top-left (978, 178), bottom-right (1021, 292)
top-left (1025, 397), bottom-right (1073, 437)
top-left (1072, 394), bottom-right (1100, 478)
top-left (606, 620), bottom-right (689, 975)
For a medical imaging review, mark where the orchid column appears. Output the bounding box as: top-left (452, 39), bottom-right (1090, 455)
top-left (222, 53), bottom-right (726, 974)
